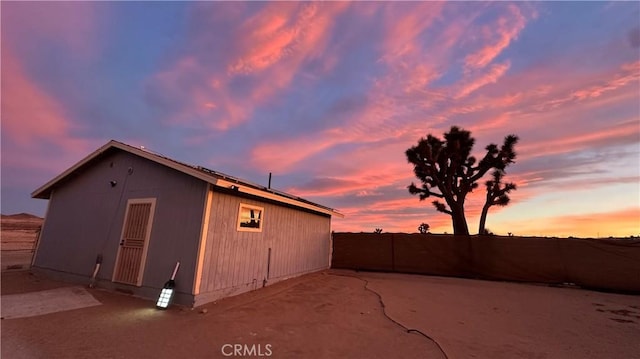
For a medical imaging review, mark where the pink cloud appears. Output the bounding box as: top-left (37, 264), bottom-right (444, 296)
top-left (229, 3), bottom-right (348, 77)
top-left (518, 119), bottom-right (639, 159)
top-left (286, 158), bottom-right (413, 198)
top-left (1, 50), bottom-right (93, 175)
top-left (464, 4), bottom-right (529, 70)
top-left (1, 51), bottom-right (90, 153)
top-left (256, 4), bottom-right (531, 164)
top-left (570, 60), bottom-right (640, 100)
top-left (248, 92), bottom-right (413, 173)
top-left (378, 2), bottom-right (444, 63)
top-left (150, 2), bottom-right (350, 132)
top-left (427, 56), bottom-right (638, 153)
top-left (250, 132), bottom-right (339, 173)
top-left (228, 4), bottom-right (300, 75)
top-left (456, 61), bottom-right (511, 99)
top-left (516, 60), bottom-right (640, 113)
top-left (239, 2), bottom-right (351, 101)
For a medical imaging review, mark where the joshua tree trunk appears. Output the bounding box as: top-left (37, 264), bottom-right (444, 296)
top-left (451, 206), bottom-right (470, 235)
top-left (478, 203), bottom-right (490, 235)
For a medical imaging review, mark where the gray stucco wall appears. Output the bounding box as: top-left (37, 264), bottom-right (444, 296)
top-left (33, 150), bottom-right (207, 301)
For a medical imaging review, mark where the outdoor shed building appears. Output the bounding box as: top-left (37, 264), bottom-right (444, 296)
top-left (31, 140), bottom-right (343, 306)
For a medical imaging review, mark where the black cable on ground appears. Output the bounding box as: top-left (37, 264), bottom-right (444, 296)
top-left (328, 272), bottom-right (449, 359)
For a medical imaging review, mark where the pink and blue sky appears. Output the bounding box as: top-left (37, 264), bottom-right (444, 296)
top-left (2, 2), bottom-right (639, 237)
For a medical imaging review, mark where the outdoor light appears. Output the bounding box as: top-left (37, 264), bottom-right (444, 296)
top-left (156, 287), bottom-right (174, 309)
top-left (156, 262), bottom-right (180, 309)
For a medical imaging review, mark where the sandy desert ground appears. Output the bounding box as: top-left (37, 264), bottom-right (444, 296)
top-left (2, 269), bottom-right (639, 359)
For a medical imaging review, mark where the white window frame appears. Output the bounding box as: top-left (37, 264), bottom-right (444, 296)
top-left (236, 203), bottom-right (264, 232)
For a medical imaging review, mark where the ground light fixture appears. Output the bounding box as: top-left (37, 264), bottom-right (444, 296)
top-left (156, 261), bottom-right (180, 309)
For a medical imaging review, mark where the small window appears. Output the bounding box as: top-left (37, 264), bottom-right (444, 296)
top-left (237, 204), bottom-right (264, 232)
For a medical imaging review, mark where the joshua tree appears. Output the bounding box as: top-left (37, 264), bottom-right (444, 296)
top-left (373, 228), bottom-right (383, 234)
top-left (478, 170), bottom-right (517, 235)
top-left (406, 126), bottom-right (518, 235)
top-left (418, 223), bottom-right (430, 234)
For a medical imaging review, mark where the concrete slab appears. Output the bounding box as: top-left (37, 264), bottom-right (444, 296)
top-left (1, 286), bottom-right (102, 319)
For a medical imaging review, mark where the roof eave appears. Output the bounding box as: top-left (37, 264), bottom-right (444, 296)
top-left (31, 140), bottom-right (117, 199)
top-left (31, 140), bottom-right (344, 218)
top-left (214, 178), bottom-right (344, 218)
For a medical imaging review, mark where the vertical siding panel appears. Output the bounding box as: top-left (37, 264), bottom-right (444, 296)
top-left (249, 228), bottom-right (260, 285)
top-left (302, 213), bottom-right (310, 271)
top-left (212, 193), bottom-right (225, 291)
top-left (281, 207), bottom-right (291, 278)
top-left (230, 203), bottom-right (243, 288)
top-left (280, 209), bottom-right (287, 277)
top-left (217, 193), bottom-right (233, 290)
top-left (311, 216), bottom-right (319, 270)
top-left (227, 195), bottom-right (241, 288)
top-left (245, 231), bottom-right (252, 285)
top-left (245, 231), bottom-right (253, 285)
top-left (302, 213), bottom-right (308, 271)
top-left (286, 209), bottom-right (296, 276)
top-left (195, 190), bottom-right (332, 304)
top-left (273, 207), bottom-right (282, 278)
top-left (213, 194), bottom-right (224, 290)
top-left (231, 230), bottom-right (242, 287)
top-left (297, 217), bottom-right (304, 274)
top-left (239, 231), bottom-right (248, 286)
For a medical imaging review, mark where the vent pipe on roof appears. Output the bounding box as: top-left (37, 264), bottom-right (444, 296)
top-left (268, 172), bottom-right (272, 189)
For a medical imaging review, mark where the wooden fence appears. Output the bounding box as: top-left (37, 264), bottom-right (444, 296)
top-left (331, 233), bottom-right (640, 293)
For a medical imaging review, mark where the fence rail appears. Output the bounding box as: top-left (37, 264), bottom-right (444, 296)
top-left (1, 226), bottom-right (40, 271)
top-left (331, 233), bottom-right (640, 293)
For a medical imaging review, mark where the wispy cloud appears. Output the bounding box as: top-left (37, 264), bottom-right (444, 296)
top-left (464, 4), bottom-right (529, 70)
top-left (145, 2), bottom-right (350, 133)
top-left (456, 61), bottom-right (511, 99)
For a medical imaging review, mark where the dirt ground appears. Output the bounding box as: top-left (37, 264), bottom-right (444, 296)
top-left (359, 271), bottom-right (640, 358)
top-left (1, 270), bottom-right (442, 359)
top-left (2, 269), bottom-right (639, 359)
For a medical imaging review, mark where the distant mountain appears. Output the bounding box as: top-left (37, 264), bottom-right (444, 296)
top-left (1, 213), bottom-right (43, 220)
